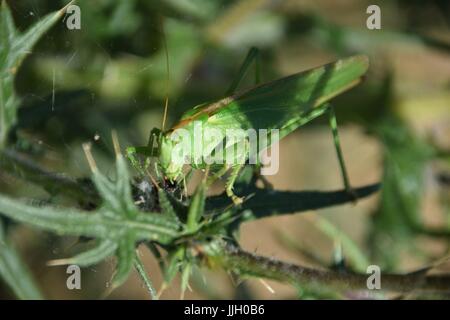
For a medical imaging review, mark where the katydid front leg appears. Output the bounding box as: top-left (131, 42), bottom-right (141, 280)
top-left (225, 47), bottom-right (260, 95)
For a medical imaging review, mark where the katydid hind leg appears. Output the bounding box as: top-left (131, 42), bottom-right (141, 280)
top-left (249, 105), bottom-right (330, 189)
top-left (327, 106), bottom-right (357, 201)
top-left (225, 139), bottom-right (250, 205)
top-left (277, 104), bottom-right (356, 199)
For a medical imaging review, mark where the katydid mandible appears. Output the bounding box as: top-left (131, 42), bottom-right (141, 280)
top-left (127, 48), bottom-right (369, 204)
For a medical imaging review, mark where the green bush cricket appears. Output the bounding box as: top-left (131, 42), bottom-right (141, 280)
top-left (127, 48), bottom-right (369, 204)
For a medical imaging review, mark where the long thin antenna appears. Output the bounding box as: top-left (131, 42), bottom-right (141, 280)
top-left (161, 17), bottom-right (170, 132)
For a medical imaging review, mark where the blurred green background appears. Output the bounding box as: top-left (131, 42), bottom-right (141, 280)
top-left (0, 0), bottom-right (449, 299)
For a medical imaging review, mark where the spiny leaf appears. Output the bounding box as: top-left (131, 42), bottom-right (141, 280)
top-left (114, 155), bottom-right (137, 217)
top-left (158, 188), bottom-right (181, 224)
top-left (0, 148), bottom-right (185, 293)
top-left (91, 171), bottom-right (126, 216)
top-left (0, 194), bottom-right (179, 242)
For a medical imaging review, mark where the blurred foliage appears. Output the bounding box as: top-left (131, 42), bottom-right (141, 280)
top-left (0, 0), bottom-right (449, 299)
top-left (0, 219), bottom-right (43, 299)
top-left (370, 117), bottom-right (438, 269)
